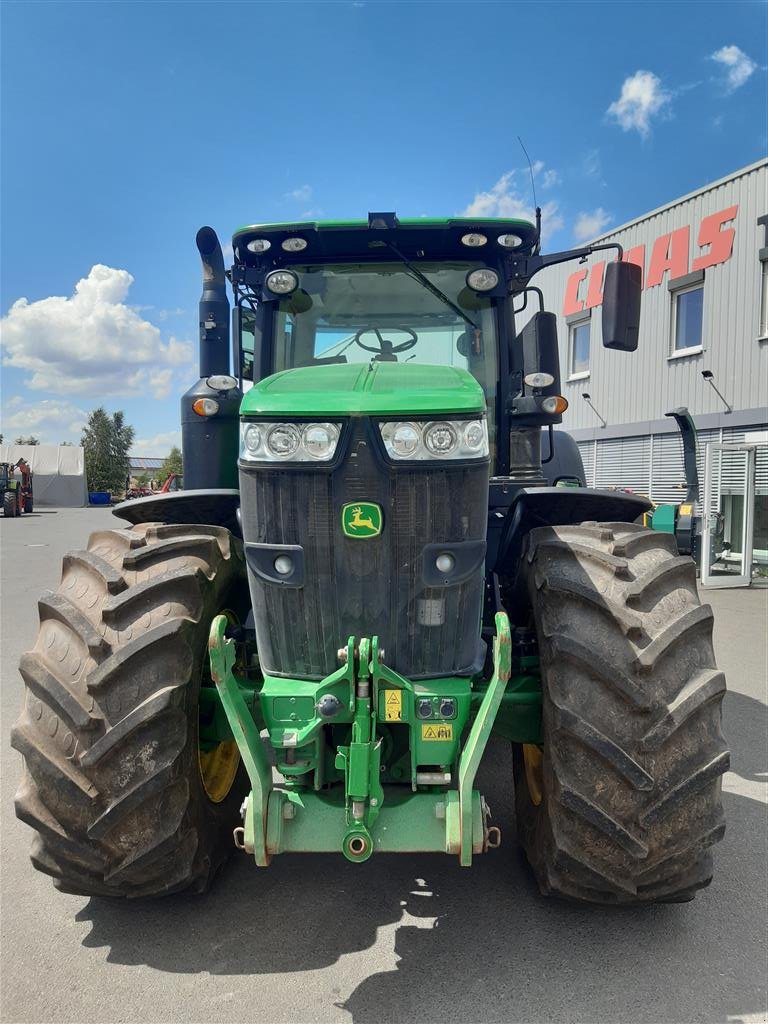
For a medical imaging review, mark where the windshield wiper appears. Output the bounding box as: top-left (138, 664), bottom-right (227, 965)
top-left (384, 241), bottom-right (478, 331)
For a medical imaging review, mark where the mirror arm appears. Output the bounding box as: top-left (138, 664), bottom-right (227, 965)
top-left (512, 286), bottom-right (545, 316)
top-left (587, 241), bottom-right (624, 260)
top-left (518, 241), bottom-right (624, 285)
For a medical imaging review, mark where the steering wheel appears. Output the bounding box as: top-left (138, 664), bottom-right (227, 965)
top-left (353, 326), bottom-right (418, 361)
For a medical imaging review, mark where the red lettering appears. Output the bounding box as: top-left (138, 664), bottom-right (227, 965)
top-left (646, 226), bottom-right (690, 287)
top-left (621, 244), bottom-right (646, 288)
top-left (560, 207), bottom-right (737, 313)
top-left (692, 205), bottom-right (738, 271)
top-left (585, 261), bottom-right (606, 309)
top-left (562, 268), bottom-right (588, 316)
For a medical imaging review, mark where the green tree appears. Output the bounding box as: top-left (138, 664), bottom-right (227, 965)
top-left (60, 441), bottom-right (74, 446)
top-left (82, 408), bottom-right (135, 493)
top-left (14, 435), bottom-right (40, 445)
top-left (160, 445), bottom-right (183, 480)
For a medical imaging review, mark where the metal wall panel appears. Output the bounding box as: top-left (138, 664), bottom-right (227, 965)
top-left (595, 435), bottom-right (651, 493)
top-left (531, 160), bottom-right (768, 435)
top-left (650, 433), bottom-right (685, 504)
top-left (722, 427), bottom-right (768, 492)
top-left (577, 440), bottom-right (596, 487)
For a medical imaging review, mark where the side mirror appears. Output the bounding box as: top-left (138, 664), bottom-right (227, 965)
top-left (520, 311), bottom-right (560, 394)
top-left (602, 260), bottom-right (641, 351)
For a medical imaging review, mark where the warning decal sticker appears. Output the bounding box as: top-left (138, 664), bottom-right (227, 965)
top-left (421, 723), bottom-right (454, 742)
top-left (384, 689), bottom-right (403, 722)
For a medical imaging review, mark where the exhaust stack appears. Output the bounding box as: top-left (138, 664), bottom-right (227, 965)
top-left (196, 226), bottom-right (231, 377)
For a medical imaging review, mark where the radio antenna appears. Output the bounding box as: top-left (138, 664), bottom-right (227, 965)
top-left (518, 135), bottom-right (542, 253)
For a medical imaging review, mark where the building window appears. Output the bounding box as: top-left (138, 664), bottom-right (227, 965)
top-left (568, 318), bottom-right (590, 377)
top-left (671, 284), bottom-right (704, 354)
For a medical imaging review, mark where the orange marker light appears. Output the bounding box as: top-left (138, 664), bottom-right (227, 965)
top-left (192, 398), bottom-right (219, 417)
top-left (542, 396), bottom-right (568, 415)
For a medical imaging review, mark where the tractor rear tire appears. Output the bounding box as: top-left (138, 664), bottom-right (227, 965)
top-left (516, 521), bottom-right (729, 904)
top-left (4, 490), bottom-right (17, 517)
top-left (12, 522), bottom-right (249, 898)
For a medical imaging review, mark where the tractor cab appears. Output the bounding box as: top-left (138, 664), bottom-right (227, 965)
top-left (230, 216), bottom-right (539, 465)
top-left (227, 215), bottom-right (640, 480)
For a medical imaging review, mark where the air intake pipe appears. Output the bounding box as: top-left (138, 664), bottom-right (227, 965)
top-left (180, 227), bottom-right (242, 490)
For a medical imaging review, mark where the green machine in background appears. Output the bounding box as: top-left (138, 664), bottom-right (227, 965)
top-left (13, 215), bottom-right (729, 906)
top-left (650, 407), bottom-right (700, 558)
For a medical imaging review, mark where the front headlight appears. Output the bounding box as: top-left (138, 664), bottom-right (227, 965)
top-left (240, 421), bottom-right (341, 462)
top-left (380, 419), bottom-right (489, 461)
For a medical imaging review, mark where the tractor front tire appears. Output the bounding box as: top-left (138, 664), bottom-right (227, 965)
top-left (24, 496), bottom-right (33, 513)
top-left (12, 522), bottom-right (249, 898)
top-left (516, 522), bottom-right (729, 904)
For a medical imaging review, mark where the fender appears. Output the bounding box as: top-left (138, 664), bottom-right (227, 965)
top-left (113, 488), bottom-right (241, 536)
top-left (494, 486), bottom-right (651, 571)
top-left (493, 486), bottom-right (652, 617)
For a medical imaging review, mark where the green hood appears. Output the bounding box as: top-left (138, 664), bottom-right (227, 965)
top-left (240, 362), bottom-right (485, 418)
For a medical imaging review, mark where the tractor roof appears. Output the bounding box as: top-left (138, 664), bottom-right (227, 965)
top-left (232, 215), bottom-right (537, 265)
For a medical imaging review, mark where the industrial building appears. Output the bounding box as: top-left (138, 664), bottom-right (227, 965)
top-left (535, 158), bottom-right (767, 585)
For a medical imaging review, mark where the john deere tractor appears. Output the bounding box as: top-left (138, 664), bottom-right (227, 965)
top-left (12, 214), bottom-right (728, 903)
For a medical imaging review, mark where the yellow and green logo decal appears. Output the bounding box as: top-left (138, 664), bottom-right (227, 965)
top-left (341, 501), bottom-right (382, 539)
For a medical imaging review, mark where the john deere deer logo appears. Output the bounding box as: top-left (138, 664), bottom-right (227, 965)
top-left (341, 502), bottom-right (383, 539)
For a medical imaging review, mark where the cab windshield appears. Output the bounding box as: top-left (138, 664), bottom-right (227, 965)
top-left (261, 261), bottom-right (499, 444)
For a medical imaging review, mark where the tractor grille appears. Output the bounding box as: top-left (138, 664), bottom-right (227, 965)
top-left (239, 420), bottom-right (489, 680)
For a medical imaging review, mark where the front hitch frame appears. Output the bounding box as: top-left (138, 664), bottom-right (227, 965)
top-left (208, 611), bottom-right (512, 866)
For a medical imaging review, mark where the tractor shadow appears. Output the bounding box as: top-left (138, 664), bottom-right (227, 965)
top-left (76, 690), bottom-right (767, 1024)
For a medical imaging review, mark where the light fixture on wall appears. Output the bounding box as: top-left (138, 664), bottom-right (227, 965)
top-left (701, 370), bottom-right (732, 414)
top-left (582, 392), bottom-right (607, 428)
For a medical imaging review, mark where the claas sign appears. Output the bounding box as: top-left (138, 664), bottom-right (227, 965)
top-left (563, 205), bottom-right (738, 316)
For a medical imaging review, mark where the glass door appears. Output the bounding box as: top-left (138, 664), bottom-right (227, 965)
top-left (701, 443), bottom-right (756, 588)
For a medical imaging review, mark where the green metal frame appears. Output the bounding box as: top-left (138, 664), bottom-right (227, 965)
top-left (208, 616), bottom-right (272, 865)
top-left (207, 609), bottom-right (521, 866)
top-left (457, 612), bottom-right (511, 865)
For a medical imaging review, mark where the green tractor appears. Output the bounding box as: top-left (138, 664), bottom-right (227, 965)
top-left (2, 458), bottom-right (33, 517)
top-left (12, 214), bottom-right (728, 903)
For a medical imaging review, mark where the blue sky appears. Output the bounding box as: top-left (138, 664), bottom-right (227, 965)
top-left (1, 0), bottom-right (765, 454)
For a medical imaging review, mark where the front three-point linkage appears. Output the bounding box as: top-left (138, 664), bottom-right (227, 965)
top-left (333, 637), bottom-right (385, 862)
top-left (208, 614), bottom-right (512, 865)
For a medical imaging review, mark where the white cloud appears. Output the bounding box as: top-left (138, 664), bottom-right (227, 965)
top-left (607, 70), bottom-right (671, 138)
top-left (300, 208), bottom-right (324, 219)
top-left (284, 185), bottom-right (312, 203)
top-left (0, 398), bottom-right (87, 443)
top-left (149, 369), bottom-right (175, 400)
top-left (156, 306), bottom-right (187, 321)
top-left (711, 44), bottom-right (757, 92)
top-left (582, 149), bottom-right (602, 180)
top-left (541, 168), bottom-right (560, 189)
top-left (573, 208), bottom-right (613, 242)
top-left (0, 265), bottom-right (194, 398)
top-left (131, 429), bottom-right (182, 458)
top-left (461, 172), bottom-right (563, 242)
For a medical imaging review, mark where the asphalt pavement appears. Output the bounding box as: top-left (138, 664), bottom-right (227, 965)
top-left (1, 507), bottom-right (766, 1024)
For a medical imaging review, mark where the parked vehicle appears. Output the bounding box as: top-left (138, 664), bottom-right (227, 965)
top-left (2, 459), bottom-right (33, 517)
top-left (13, 214), bottom-right (728, 905)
